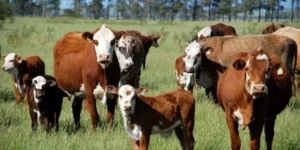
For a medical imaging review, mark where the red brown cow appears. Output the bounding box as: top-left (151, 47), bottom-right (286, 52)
top-left (192, 23), bottom-right (237, 41)
top-left (261, 23), bottom-right (285, 34)
top-left (53, 25), bottom-right (112, 130)
top-left (217, 49), bottom-right (292, 150)
top-left (107, 85), bottom-right (195, 150)
top-left (2, 53), bottom-right (45, 104)
top-left (28, 75), bottom-right (69, 132)
top-left (175, 55), bottom-right (195, 92)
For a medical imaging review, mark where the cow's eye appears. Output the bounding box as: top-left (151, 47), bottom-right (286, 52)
top-left (119, 95), bottom-right (122, 99)
top-left (9, 60), bottom-right (14, 62)
top-left (93, 40), bottom-right (98, 46)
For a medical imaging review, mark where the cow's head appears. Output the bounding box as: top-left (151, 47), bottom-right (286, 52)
top-left (32, 76), bottom-right (57, 103)
top-left (179, 72), bottom-right (195, 91)
top-left (1, 53), bottom-right (23, 76)
top-left (82, 24), bottom-right (115, 68)
top-left (197, 26), bottom-right (212, 41)
top-left (148, 34), bottom-right (161, 47)
top-left (115, 34), bottom-right (137, 72)
top-left (183, 40), bottom-right (201, 73)
top-left (233, 50), bottom-right (272, 99)
top-left (106, 85), bottom-right (147, 116)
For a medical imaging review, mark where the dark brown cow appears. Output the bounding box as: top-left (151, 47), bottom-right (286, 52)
top-left (183, 34), bottom-right (297, 101)
top-left (107, 85), bottom-right (195, 150)
top-left (2, 53), bottom-right (45, 104)
top-left (53, 26), bottom-right (111, 130)
top-left (261, 23), bottom-right (285, 34)
top-left (217, 49), bottom-right (292, 150)
top-left (28, 75), bottom-right (69, 132)
top-left (175, 55), bottom-right (195, 92)
top-left (192, 23), bottom-right (237, 41)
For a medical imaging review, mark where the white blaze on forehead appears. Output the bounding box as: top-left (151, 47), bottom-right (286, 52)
top-left (118, 85), bottom-right (136, 115)
top-left (256, 54), bottom-right (269, 61)
top-left (184, 41), bottom-right (201, 71)
top-left (116, 36), bottom-right (134, 71)
top-left (185, 40), bottom-right (201, 55)
top-left (93, 24), bottom-right (115, 63)
top-left (2, 53), bottom-right (19, 75)
top-left (4, 53), bottom-right (16, 62)
top-left (197, 26), bottom-right (212, 39)
top-left (32, 76), bottom-right (46, 89)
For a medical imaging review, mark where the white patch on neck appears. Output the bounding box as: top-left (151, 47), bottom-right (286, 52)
top-left (233, 109), bottom-right (243, 126)
top-left (33, 90), bottom-right (41, 103)
top-left (123, 117), bottom-right (142, 140)
top-left (152, 120), bottom-right (182, 137)
top-left (197, 26), bottom-right (212, 39)
top-left (33, 109), bottom-right (41, 118)
top-left (256, 54), bottom-right (269, 61)
top-left (179, 72), bottom-right (195, 91)
top-left (16, 79), bottom-right (25, 96)
top-left (93, 84), bottom-right (106, 104)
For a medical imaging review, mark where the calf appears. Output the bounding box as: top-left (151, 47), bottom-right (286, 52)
top-left (107, 85), bottom-right (195, 150)
top-left (192, 23), bottom-right (237, 41)
top-left (2, 53), bottom-right (45, 104)
top-left (217, 49), bottom-right (292, 150)
top-left (261, 23), bottom-right (285, 34)
top-left (175, 55), bottom-right (195, 92)
top-left (28, 75), bottom-right (69, 132)
top-left (115, 33), bottom-right (145, 88)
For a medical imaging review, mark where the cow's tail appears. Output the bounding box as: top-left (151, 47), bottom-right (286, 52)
top-left (286, 38), bottom-right (297, 95)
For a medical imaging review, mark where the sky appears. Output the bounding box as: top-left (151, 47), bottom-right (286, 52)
top-left (60, 0), bottom-right (292, 10)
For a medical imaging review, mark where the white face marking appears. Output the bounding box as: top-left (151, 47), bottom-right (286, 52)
top-left (33, 109), bottom-right (41, 118)
top-left (93, 24), bottom-right (115, 68)
top-left (152, 120), bottom-right (182, 137)
top-left (2, 53), bottom-right (19, 76)
top-left (183, 41), bottom-right (201, 72)
top-left (32, 76), bottom-right (46, 90)
top-left (233, 109), bottom-right (244, 127)
top-left (197, 26), bottom-right (212, 40)
top-left (118, 85), bottom-right (136, 116)
top-left (256, 54), bottom-right (269, 61)
top-left (115, 36), bottom-right (134, 72)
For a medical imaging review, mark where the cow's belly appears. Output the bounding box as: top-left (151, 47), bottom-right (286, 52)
top-left (151, 120), bottom-right (182, 137)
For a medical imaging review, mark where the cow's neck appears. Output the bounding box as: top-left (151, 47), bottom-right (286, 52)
top-left (15, 61), bottom-right (27, 95)
top-left (141, 37), bottom-right (151, 53)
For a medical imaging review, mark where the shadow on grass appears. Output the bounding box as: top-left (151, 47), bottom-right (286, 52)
top-left (0, 90), bottom-right (15, 103)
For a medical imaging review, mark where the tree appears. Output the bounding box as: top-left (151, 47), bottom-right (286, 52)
top-left (219, 0), bottom-right (232, 21)
top-left (0, 1), bottom-right (14, 28)
top-left (48, 0), bottom-right (60, 17)
top-left (291, 0), bottom-right (295, 21)
top-left (88, 0), bottom-right (103, 19)
top-left (203, 0), bottom-right (212, 20)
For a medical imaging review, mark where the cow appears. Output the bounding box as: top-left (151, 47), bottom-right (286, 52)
top-left (114, 33), bottom-right (145, 88)
top-left (272, 26), bottom-right (300, 90)
top-left (192, 23), bottom-right (237, 42)
top-left (261, 23), bottom-right (285, 34)
top-left (217, 49), bottom-right (292, 150)
top-left (107, 85), bottom-right (195, 150)
top-left (53, 25), bottom-right (114, 130)
top-left (28, 75), bottom-right (69, 132)
top-left (2, 53), bottom-right (45, 104)
top-left (183, 34), bottom-right (297, 101)
top-left (175, 55), bottom-right (195, 92)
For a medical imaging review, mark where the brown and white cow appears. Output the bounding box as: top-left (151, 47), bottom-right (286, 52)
top-left (53, 25), bottom-right (113, 130)
top-left (192, 23), bottom-right (237, 42)
top-left (272, 26), bottom-right (300, 90)
top-left (114, 33), bottom-right (145, 88)
top-left (107, 85), bottom-right (195, 150)
top-left (175, 55), bottom-right (195, 92)
top-left (217, 49), bottom-right (292, 150)
top-left (28, 75), bottom-right (69, 132)
top-left (2, 53), bottom-right (45, 104)
top-left (183, 34), bottom-right (297, 101)
top-left (261, 23), bottom-right (285, 34)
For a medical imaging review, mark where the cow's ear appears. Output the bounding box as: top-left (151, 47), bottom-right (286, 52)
top-left (15, 55), bottom-right (23, 64)
top-left (136, 87), bottom-right (148, 95)
top-left (82, 32), bottom-right (93, 41)
top-left (1, 55), bottom-right (6, 60)
top-left (233, 59), bottom-right (246, 70)
top-left (151, 34), bottom-right (161, 40)
top-left (47, 80), bottom-right (57, 87)
top-left (106, 85), bottom-right (118, 94)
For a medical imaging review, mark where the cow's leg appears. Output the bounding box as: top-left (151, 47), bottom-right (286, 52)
top-left (40, 116), bottom-right (50, 132)
top-left (30, 109), bottom-right (38, 131)
top-left (248, 117), bottom-right (264, 150)
top-left (264, 117), bottom-right (276, 150)
top-left (186, 118), bottom-right (195, 150)
top-left (54, 100), bottom-right (63, 132)
top-left (12, 77), bottom-right (22, 104)
top-left (174, 127), bottom-right (186, 150)
top-left (72, 96), bottom-right (83, 130)
top-left (226, 111), bottom-right (241, 150)
top-left (106, 96), bottom-right (117, 130)
top-left (85, 95), bottom-right (99, 130)
top-left (24, 86), bottom-right (30, 105)
top-left (131, 139), bottom-right (140, 150)
top-left (139, 130), bottom-right (151, 150)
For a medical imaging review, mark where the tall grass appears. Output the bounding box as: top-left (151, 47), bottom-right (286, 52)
top-left (0, 17), bottom-right (300, 150)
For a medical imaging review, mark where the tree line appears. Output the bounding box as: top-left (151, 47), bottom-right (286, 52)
top-left (1, 0), bottom-right (300, 23)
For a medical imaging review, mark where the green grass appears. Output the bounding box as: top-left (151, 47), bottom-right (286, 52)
top-left (1, 17), bottom-right (300, 150)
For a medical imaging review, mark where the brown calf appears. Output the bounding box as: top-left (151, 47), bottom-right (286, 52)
top-left (107, 85), bottom-right (195, 150)
top-left (192, 23), bottom-right (237, 41)
top-left (217, 49), bottom-right (292, 150)
top-left (28, 75), bottom-right (68, 132)
top-left (2, 53), bottom-right (45, 104)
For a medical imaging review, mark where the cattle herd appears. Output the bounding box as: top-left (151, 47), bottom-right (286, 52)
top-left (1, 22), bottom-right (299, 150)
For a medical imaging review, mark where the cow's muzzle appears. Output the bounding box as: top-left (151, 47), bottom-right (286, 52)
top-left (97, 54), bottom-right (111, 64)
top-left (252, 84), bottom-right (267, 98)
top-left (34, 89), bottom-right (43, 99)
top-left (185, 67), bottom-right (194, 73)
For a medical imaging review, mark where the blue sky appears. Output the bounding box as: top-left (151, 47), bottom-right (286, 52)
top-left (60, 0), bottom-right (292, 10)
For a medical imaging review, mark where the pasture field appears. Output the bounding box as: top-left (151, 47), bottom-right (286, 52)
top-left (1, 17), bottom-right (300, 150)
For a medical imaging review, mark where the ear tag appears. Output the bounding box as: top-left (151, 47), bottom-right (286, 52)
top-left (206, 50), bottom-right (211, 55)
top-left (277, 67), bottom-right (283, 75)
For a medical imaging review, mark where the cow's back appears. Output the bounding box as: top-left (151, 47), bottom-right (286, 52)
top-left (53, 32), bottom-right (87, 93)
top-left (25, 56), bottom-right (45, 77)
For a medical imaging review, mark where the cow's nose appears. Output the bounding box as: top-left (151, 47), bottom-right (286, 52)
top-left (124, 106), bottom-right (131, 111)
top-left (100, 54), bottom-right (109, 60)
top-left (185, 67), bottom-right (194, 73)
top-left (252, 84), bottom-right (267, 96)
